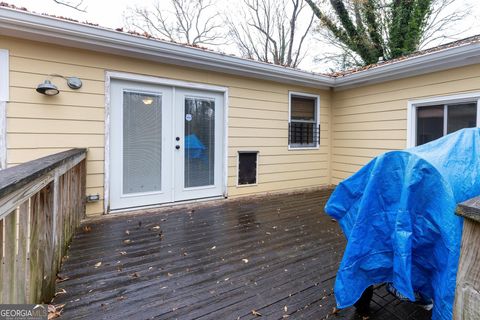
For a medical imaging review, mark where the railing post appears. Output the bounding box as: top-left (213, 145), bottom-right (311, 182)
top-left (52, 174), bottom-right (59, 270)
top-left (2, 209), bottom-right (17, 303)
top-left (16, 201), bottom-right (29, 303)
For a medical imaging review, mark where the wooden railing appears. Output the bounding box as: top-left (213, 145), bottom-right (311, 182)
top-left (454, 196), bottom-right (480, 320)
top-left (0, 149), bottom-right (86, 304)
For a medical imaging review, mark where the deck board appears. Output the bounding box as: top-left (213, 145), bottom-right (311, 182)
top-left (53, 190), bottom-right (431, 319)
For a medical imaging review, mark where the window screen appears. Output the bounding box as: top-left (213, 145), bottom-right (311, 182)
top-left (447, 103), bottom-right (477, 134)
top-left (238, 152), bottom-right (258, 185)
top-left (416, 105), bottom-right (444, 146)
top-left (289, 95), bottom-right (319, 148)
top-left (416, 102), bottom-right (477, 146)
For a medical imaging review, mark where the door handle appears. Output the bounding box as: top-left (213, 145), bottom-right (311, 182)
top-left (175, 145), bottom-right (180, 150)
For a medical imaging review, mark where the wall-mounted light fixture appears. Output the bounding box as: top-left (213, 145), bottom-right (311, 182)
top-left (36, 74), bottom-right (83, 96)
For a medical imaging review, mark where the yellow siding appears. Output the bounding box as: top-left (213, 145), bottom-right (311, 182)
top-left (331, 64), bottom-right (480, 184)
top-left (2, 36), bottom-right (332, 216)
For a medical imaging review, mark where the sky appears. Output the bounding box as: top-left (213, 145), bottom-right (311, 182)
top-left (4, 0), bottom-right (480, 72)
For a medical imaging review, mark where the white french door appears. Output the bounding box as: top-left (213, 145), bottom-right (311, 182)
top-left (174, 88), bottom-right (224, 201)
top-left (110, 80), bottom-right (224, 210)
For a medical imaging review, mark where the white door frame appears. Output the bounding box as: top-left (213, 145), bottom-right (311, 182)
top-left (104, 71), bottom-right (229, 214)
top-left (0, 49), bottom-right (9, 170)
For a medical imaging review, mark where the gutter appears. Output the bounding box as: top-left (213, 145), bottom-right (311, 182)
top-left (0, 7), bottom-right (334, 89)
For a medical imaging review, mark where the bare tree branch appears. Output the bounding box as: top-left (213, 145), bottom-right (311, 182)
top-left (53, 0), bottom-right (87, 12)
top-left (227, 0), bottom-right (313, 68)
top-left (419, 0), bottom-right (473, 48)
top-left (124, 0), bottom-right (226, 46)
top-left (308, 0), bottom-right (475, 70)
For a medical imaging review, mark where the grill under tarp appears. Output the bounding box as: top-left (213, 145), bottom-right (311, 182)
top-left (325, 128), bottom-right (480, 320)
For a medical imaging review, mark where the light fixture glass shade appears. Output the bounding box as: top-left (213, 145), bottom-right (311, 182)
top-left (36, 80), bottom-right (59, 96)
top-left (142, 98), bottom-right (154, 105)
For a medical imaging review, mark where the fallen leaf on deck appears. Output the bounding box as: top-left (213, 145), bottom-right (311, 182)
top-left (54, 288), bottom-right (67, 296)
top-left (56, 275), bottom-right (70, 283)
top-left (124, 239), bottom-right (131, 244)
top-left (252, 310), bottom-right (262, 316)
top-left (242, 259), bottom-right (249, 263)
top-left (152, 226), bottom-right (161, 230)
top-left (94, 262), bottom-right (102, 268)
top-left (117, 296), bottom-right (126, 301)
top-left (284, 306), bottom-right (288, 312)
top-left (362, 316), bottom-right (370, 320)
top-left (211, 246), bottom-right (216, 250)
top-left (332, 307), bottom-right (339, 314)
top-left (130, 272), bottom-right (140, 278)
top-left (82, 226), bottom-right (91, 233)
top-left (48, 304), bottom-right (65, 320)
top-left (119, 251), bottom-right (127, 255)
top-left (125, 230), bottom-right (130, 235)
top-left (167, 273), bottom-right (173, 277)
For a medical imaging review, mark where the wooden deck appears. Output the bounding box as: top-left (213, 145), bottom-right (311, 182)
top-left (53, 190), bottom-right (431, 319)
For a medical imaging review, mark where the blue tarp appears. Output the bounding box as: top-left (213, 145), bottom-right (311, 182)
top-left (185, 134), bottom-right (206, 159)
top-left (325, 128), bottom-right (480, 320)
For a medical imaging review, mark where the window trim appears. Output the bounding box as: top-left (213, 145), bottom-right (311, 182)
top-left (288, 91), bottom-right (320, 150)
top-left (0, 49), bottom-right (8, 170)
top-left (407, 92), bottom-right (480, 148)
top-left (236, 150), bottom-right (259, 187)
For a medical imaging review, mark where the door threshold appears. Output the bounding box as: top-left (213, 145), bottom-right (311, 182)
top-left (107, 195), bottom-right (226, 215)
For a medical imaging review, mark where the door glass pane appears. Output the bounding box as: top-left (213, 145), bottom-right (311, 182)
top-left (184, 97), bottom-right (215, 188)
top-left (123, 92), bottom-right (162, 194)
top-left (447, 103), bottom-right (477, 134)
top-left (416, 105), bottom-right (444, 146)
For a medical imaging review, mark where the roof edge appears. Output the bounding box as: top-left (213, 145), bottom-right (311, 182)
top-left (1, 6), bottom-right (480, 90)
top-left (334, 42), bottom-right (480, 90)
top-left (0, 7), bottom-right (334, 89)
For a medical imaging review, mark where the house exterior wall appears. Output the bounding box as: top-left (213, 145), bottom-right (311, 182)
top-left (331, 64), bottom-right (480, 184)
top-left (1, 36), bottom-right (332, 216)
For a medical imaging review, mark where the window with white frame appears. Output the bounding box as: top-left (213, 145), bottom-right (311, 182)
top-left (411, 95), bottom-right (480, 146)
top-left (288, 92), bottom-right (320, 149)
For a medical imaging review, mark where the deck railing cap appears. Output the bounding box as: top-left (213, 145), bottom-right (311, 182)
top-left (0, 148), bottom-right (87, 200)
top-left (456, 195), bottom-right (480, 223)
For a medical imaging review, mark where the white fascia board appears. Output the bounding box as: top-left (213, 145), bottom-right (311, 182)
top-left (334, 43), bottom-right (480, 90)
top-left (0, 7), bottom-right (334, 89)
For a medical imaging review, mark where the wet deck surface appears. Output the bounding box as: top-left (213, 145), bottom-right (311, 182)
top-left (53, 190), bottom-right (431, 319)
